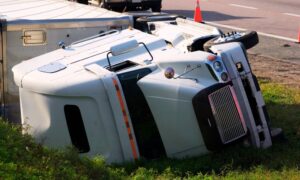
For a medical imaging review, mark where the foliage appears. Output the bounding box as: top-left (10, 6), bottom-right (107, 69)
top-left (0, 121), bottom-right (125, 179)
top-left (0, 81), bottom-right (299, 179)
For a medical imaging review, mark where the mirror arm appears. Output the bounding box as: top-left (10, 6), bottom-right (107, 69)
top-left (106, 52), bottom-right (112, 70)
top-left (139, 42), bottom-right (153, 61)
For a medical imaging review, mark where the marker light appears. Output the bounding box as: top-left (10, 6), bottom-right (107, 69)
top-left (207, 55), bottom-right (217, 61)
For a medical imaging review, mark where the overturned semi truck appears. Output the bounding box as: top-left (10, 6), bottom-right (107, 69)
top-left (12, 28), bottom-right (273, 163)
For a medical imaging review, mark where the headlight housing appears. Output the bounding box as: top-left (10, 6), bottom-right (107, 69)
top-left (213, 61), bottom-right (223, 72)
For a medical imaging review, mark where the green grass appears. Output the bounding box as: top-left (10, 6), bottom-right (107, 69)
top-left (0, 81), bottom-right (300, 179)
top-left (0, 121), bottom-right (126, 179)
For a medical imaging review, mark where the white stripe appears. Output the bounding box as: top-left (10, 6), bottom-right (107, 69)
top-left (229, 4), bottom-right (258, 10)
top-left (283, 13), bottom-right (300, 18)
top-left (256, 31), bottom-right (297, 42)
top-left (205, 21), bottom-right (298, 42)
top-left (204, 21), bottom-right (247, 31)
top-left (187, 18), bottom-right (298, 42)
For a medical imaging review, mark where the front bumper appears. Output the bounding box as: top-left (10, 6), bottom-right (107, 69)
top-left (210, 43), bottom-right (272, 148)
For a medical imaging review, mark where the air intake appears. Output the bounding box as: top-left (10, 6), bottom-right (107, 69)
top-left (208, 85), bottom-right (247, 144)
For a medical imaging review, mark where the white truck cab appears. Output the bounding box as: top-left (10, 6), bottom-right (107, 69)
top-left (12, 28), bottom-right (272, 163)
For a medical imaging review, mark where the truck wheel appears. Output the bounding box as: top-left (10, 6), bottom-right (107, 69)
top-left (151, 1), bottom-right (161, 12)
top-left (151, 4), bottom-right (161, 12)
top-left (203, 31), bottom-right (259, 51)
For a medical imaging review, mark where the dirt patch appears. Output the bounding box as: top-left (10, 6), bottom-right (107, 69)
top-left (248, 54), bottom-right (300, 88)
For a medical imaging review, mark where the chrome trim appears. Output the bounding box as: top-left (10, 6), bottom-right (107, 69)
top-left (6, 18), bottom-right (131, 31)
top-left (208, 85), bottom-right (247, 144)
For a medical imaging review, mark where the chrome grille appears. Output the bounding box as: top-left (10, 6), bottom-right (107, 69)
top-left (208, 85), bottom-right (247, 144)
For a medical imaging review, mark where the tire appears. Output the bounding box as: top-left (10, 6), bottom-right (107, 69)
top-left (151, 4), bottom-right (161, 12)
top-left (203, 31), bottom-right (259, 51)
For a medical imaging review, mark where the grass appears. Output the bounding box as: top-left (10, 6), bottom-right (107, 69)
top-left (0, 122), bottom-right (126, 179)
top-left (0, 80), bottom-right (300, 179)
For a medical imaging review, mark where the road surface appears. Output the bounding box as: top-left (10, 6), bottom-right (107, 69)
top-left (162, 0), bottom-right (300, 40)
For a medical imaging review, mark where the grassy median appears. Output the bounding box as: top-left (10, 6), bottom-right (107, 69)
top-left (0, 80), bottom-right (299, 179)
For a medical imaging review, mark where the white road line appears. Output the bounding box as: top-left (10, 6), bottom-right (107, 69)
top-left (283, 13), bottom-right (300, 18)
top-left (187, 18), bottom-right (298, 42)
top-left (257, 32), bottom-right (297, 42)
top-left (204, 21), bottom-right (247, 31)
top-left (205, 21), bottom-right (298, 42)
top-left (229, 4), bottom-right (258, 10)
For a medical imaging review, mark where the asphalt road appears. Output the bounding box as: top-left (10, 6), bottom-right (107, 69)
top-left (162, 0), bottom-right (300, 40)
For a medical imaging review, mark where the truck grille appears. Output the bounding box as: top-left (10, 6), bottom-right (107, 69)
top-left (208, 85), bottom-right (247, 144)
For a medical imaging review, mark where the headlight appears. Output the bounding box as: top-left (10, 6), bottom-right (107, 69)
top-left (221, 72), bottom-right (229, 81)
top-left (213, 61), bottom-right (223, 72)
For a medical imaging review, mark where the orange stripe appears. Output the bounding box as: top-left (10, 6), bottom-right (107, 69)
top-left (112, 78), bottom-right (138, 160)
top-left (127, 128), bottom-right (131, 134)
